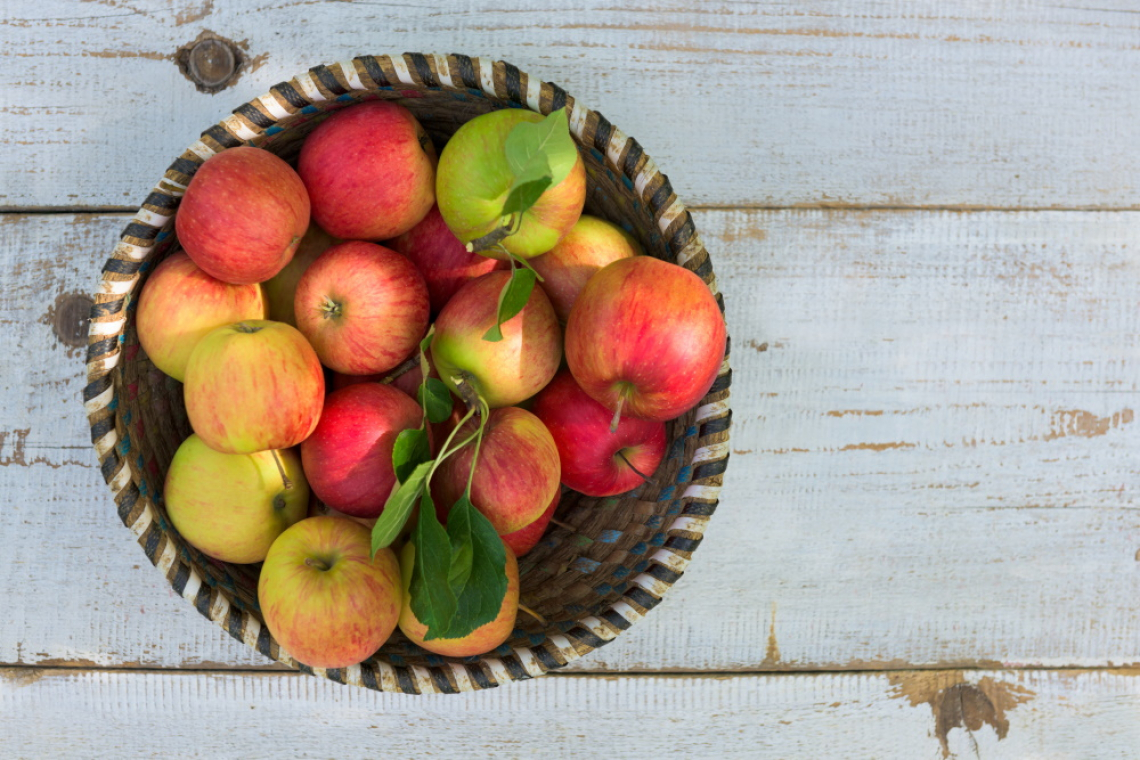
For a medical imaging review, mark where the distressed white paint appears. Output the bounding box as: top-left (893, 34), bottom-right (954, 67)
top-left (0, 669), bottom-right (1137, 759)
top-left (3, 1), bottom-right (1140, 208)
top-left (2, 210), bottom-right (1138, 673)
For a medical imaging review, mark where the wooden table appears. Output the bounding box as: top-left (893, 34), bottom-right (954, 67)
top-left (3, 2), bottom-right (1138, 757)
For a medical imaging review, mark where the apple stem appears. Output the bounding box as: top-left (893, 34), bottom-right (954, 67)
top-left (304, 557), bottom-right (330, 571)
top-left (450, 372), bottom-right (483, 414)
top-left (465, 215), bottom-right (518, 253)
top-left (319, 295), bottom-right (342, 319)
top-left (517, 602), bottom-right (547, 625)
top-left (270, 450), bottom-right (293, 490)
top-left (609, 395), bottom-right (625, 433)
top-left (617, 449), bottom-right (653, 484)
top-left (382, 356), bottom-right (418, 385)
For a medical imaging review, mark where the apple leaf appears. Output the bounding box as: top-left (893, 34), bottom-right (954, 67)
top-left (410, 489), bottom-right (458, 641)
top-left (439, 498), bottom-right (508, 640)
top-left (445, 494), bottom-right (476, 592)
top-left (482, 267), bottom-right (537, 343)
top-left (501, 176), bottom-right (553, 218)
top-left (418, 378), bottom-right (453, 425)
top-left (370, 459), bottom-right (431, 556)
top-left (392, 428), bottom-right (431, 484)
top-left (505, 107), bottom-right (576, 188)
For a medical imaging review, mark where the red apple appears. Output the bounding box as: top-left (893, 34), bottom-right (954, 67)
top-left (501, 491), bottom-right (559, 557)
top-left (136, 252), bottom-right (267, 381)
top-left (294, 241), bottom-right (430, 375)
top-left (431, 271), bottom-right (562, 408)
top-left (436, 108), bottom-right (586, 259)
top-left (565, 257), bottom-right (727, 422)
top-left (298, 101), bottom-right (436, 240)
top-left (530, 215), bottom-right (643, 323)
top-left (164, 435), bottom-right (309, 564)
top-left (184, 320), bottom-right (324, 454)
top-left (388, 204), bottom-right (507, 315)
top-left (432, 406), bottom-right (560, 535)
top-left (176, 146), bottom-right (310, 284)
top-left (259, 516), bottom-right (401, 669)
top-left (533, 371), bottom-right (667, 497)
top-left (263, 224), bottom-right (340, 326)
top-left (300, 383), bottom-right (423, 519)
top-left (398, 541), bottom-right (518, 657)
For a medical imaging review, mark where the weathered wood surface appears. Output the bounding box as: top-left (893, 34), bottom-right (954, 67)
top-left (4, 0), bottom-right (1140, 209)
top-left (4, 210), bottom-right (1137, 675)
top-left (1, 668), bottom-right (1138, 759)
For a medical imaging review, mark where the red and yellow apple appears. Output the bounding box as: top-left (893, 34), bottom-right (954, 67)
top-left (436, 108), bottom-right (586, 259)
top-left (298, 101), bottom-right (436, 240)
top-left (398, 541), bottom-right (518, 657)
top-left (176, 146), bottom-right (310, 284)
top-left (431, 271), bottom-right (562, 408)
top-left (263, 224), bottom-right (339, 326)
top-left (432, 406), bottom-right (560, 535)
top-left (294, 241), bottom-right (429, 376)
top-left (259, 516), bottom-right (402, 669)
top-left (530, 215), bottom-right (642, 322)
top-left (300, 383), bottom-right (424, 519)
top-left (565, 256), bottom-right (727, 422)
top-left (533, 371), bottom-right (667, 496)
top-left (164, 434), bottom-right (308, 564)
top-left (184, 320), bottom-right (324, 454)
top-left (136, 252), bottom-right (266, 381)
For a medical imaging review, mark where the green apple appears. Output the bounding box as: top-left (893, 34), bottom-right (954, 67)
top-left (262, 224), bottom-right (339, 327)
top-left (397, 541), bottom-right (519, 657)
top-left (164, 434), bottom-right (308, 564)
top-left (436, 108), bottom-right (586, 259)
top-left (184, 320), bottom-right (324, 454)
top-left (259, 516), bottom-right (402, 669)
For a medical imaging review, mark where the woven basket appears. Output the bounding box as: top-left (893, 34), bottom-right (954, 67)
top-left (84, 53), bottom-right (732, 694)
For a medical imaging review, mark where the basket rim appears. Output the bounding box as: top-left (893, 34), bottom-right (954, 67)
top-left (83, 52), bottom-right (732, 694)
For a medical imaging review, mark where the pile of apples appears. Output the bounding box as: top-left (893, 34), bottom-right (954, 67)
top-left (137, 98), bottom-right (727, 670)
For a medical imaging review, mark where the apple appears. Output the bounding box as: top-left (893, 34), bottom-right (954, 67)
top-left (398, 541), bottom-right (518, 657)
top-left (388, 204), bottom-right (507, 315)
top-left (565, 256), bottom-right (727, 422)
top-left (135, 252), bottom-right (267, 381)
top-left (259, 515), bottom-right (402, 669)
top-left (501, 490), bottom-right (559, 557)
top-left (300, 383), bottom-right (423, 519)
top-left (176, 146), bottom-right (310, 285)
top-left (530, 215), bottom-right (642, 323)
top-left (436, 108), bottom-right (586, 259)
top-left (164, 434), bottom-right (308, 564)
top-left (298, 101), bottom-right (436, 240)
top-left (432, 406), bottom-right (560, 535)
top-left (263, 224), bottom-right (339, 326)
top-left (431, 271), bottom-right (562, 408)
top-left (532, 371), bottom-right (667, 497)
top-left (294, 241), bottom-right (430, 376)
top-left (184, 320), bottom-right (325, 454)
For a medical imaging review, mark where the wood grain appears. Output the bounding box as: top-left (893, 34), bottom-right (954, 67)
top-left (3, 210), bottom-right (1138, 673)
top-left (4, 1), bottom-right (1140, 209)
top-left (1, 668), bottom-right (1137, 759)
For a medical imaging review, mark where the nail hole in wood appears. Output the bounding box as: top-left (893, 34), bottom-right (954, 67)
top-left (53, 294), bottom-right (93, 348)
top-left (175, 31), bottom-right (248, 94)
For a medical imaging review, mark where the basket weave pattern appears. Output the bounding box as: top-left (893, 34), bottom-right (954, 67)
top-left (84, 53), bottom-right (732, 694)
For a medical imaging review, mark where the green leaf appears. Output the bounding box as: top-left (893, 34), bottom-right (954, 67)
top-left (445, 494), bottom-right (476, 592)
top-left (440, 499), bottom-right (509, 640)
top-left (418, 378), bottom-right (453, 425)
top-left (392, 428), bottom-right (431, 484)
top-left (505, 107), bottom-right (577, 188)
top-left (370, 459), bottom-right (432, 556)
top-left (482, 267), bottom-right (537, 343)
top-left (419, 327), bottom-right (435, 354)
top-left (501, 176), bottom-right (552, 218)
top-left (410, 489), bottom-right (458, 641)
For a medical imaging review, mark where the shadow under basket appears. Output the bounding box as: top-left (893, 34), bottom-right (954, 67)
top-left (83, 53), bottom-right (733, 694)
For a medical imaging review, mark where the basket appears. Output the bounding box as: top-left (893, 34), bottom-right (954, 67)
top-left (83, 53), bottom-right (732, 694)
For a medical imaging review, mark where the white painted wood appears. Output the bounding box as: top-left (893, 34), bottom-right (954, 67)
top-left (3, 210), bottom-right (1139, 672)
top-left (0, 668), bottom-right (1137, 759)
top-left (4, 1), bottom-right (1140, 209)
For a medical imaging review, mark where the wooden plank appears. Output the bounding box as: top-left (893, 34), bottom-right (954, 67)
top-left (1, 668), bottom-right (1137, 758)
top-left (4, 1), bottom-right (1140, 209)
top-left (3, 211), bottom-right (1139, 672)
